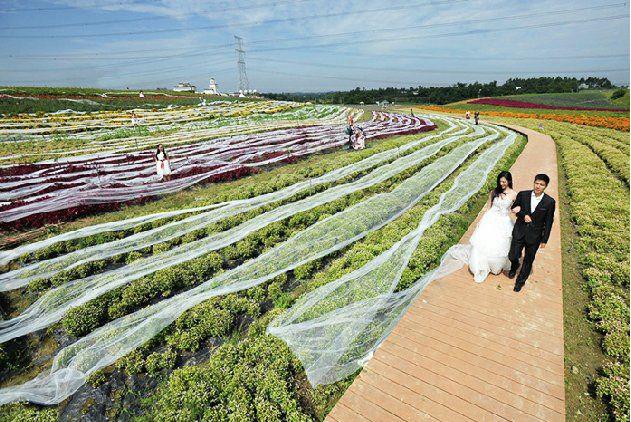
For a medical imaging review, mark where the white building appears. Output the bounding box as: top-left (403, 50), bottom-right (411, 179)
top-left (203, 78), bottom-right (221, 95)
top-left (173, 82), bottom-right (196, 92)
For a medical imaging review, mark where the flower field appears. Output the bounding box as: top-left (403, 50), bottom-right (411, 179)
top-left (492, 90), bottom-right (629, 110)
top-left (420, 104), bottom-right (630, 131)
top-left (0, 114), bottom-right (526, 420)
top-left (0, 86), bottom-right (221, 115)
top-left (474, 116), bottom-right (629, 421)
top-left (468, 97), bottom-right (627, 112)
top-left (0, 102), bottom-right (437, 229)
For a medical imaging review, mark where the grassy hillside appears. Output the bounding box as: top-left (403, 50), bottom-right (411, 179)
top-left (505, 89), bottom-right (629, 110)
top-left (0, 86), bottom-right (257, 115)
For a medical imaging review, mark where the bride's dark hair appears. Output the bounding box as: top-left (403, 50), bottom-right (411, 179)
top-left (491, 171), bottom-right (513, 203)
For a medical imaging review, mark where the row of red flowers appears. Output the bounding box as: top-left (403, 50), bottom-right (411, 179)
top-left (1, 113), bottom-right (436, 230)
top-left (468, 97), bottom-right (627, 112)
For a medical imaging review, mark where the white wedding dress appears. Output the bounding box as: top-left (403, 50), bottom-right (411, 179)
top-left (448, 194), bottom-right (514, 283)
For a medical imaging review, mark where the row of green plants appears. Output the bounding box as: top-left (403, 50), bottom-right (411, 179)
top-left (7, 126), bottom-right (458, 302)
top-left (0, 125), bottom-right (459, 379)
top-left (5, 125), bottom-right (450, 265)
top-left (554, 131), bottom-right (630, 421)
top-left (576, 124), bottom-right (630, 156)
top-left (0, 103), bottom-right (312, 164)
top-left (0, 86), bottom-right (252, 116)
top-left (562, 124), bottom-right (630, 185)
top-left (0, 127), bottom-right (443, 382)
top-left (1, 129), bottom-right (523, 420)
top-left (137, 133), bottom-right (525, 421)
top-left (57, 132), bottom-right (474, 337)
top-left (498, 118), bottom-right (629, 421)
top-left (67, 133), bottom-right (500, 420)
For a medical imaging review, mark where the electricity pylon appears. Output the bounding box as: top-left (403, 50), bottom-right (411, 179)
top-left (234, 35), bottom-right (250, 93)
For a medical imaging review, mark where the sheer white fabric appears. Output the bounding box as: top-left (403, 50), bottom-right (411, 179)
top-left (0, 121), bottom-right (487, 344)
top-left (0, 120), bottom-right (508, 406)
top-left (267, 131), bottom-right (516, 386)
top-left (0, 117), bottom-right (457, 287)
top-left (447, 195), bottom-right (514, 283)
top-left (0, 112), bottom-right (433, 223)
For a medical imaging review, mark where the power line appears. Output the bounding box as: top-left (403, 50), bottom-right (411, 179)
top-left (249, 57), bottom-right (630, 74)
top-left (2, 45), bottom-right (233, 59)
top-left (2, 2), bottom-right (626, 61)
top-left (5, 2), bottom-right (627, 60)
top-left (0, 0), bottom-right (162, 13)
top-left (2, 65), bottom-right (235, 85)
top-left (0, 0), bottom-right (315, 28)
top-left (251, 67), bottom-right (629, 89)
top-left (248, 14), bottom-right (630, 52)
top-left (0, 0), bottom-right (470, 38)
top-left (245, 2), bottom-right (628, 45)
top-left (252, 68), bottom-right (429, 86)
top-left (304, 49), bottom-right (630, 61)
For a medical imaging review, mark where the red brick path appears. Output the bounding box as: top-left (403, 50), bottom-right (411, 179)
top-left (327, 124), bottom-right (565, 421)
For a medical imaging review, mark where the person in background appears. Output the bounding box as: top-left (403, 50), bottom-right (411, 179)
top-left (474, 111), bottom-right (480, 125)
top-left (345, 114), bottom-right (355, 149)
top-left (465, 110), bottom-right (471, 120)
top-left (155, 144), bottom-right (172, 182)
top-left (351, 124), bottom-right (366, 150)
top-left (139, 91), bottom-right (145, 98)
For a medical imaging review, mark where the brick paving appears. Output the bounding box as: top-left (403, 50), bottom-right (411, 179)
top-left (327, 124), bottom-right (565, 421)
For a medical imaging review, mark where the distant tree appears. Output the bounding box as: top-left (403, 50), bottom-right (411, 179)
top-left (261, 76), bottom-right (615, 105)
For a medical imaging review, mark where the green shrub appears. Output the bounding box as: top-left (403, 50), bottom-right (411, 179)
top-left (152, 336), bottom-right (312, 421)
top-left (0, 403), bottom-right (57, 422)
top-left (611, 88), bottom-right (627, 100)
top-left (595, 361), bottom-right (630, 422)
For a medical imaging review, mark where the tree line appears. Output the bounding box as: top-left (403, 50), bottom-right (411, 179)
top-left (263, 76), bottom-right (615, 105)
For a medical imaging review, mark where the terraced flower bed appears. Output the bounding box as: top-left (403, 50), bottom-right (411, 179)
top-left (489, 117), bottom-right (629, 421)
top-left (0, 110), bottom-right (435, 228)
top-left (0, 116), bottom-right (525, 420)
top-left (419, 104), bottom-right (630, 131)
top-left (469, 97), bottom-right (627, 112)
top-left (0, 101), bottom-right (340, 161)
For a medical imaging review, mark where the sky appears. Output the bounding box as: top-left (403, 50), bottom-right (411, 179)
top-left (0, 0), bottom-right (629, 92)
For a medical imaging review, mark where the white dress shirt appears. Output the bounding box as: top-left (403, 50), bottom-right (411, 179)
top-left (530, 191), bottom-right (544, 212)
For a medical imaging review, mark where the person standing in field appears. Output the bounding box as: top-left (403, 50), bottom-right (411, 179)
top-left (474, 111), bottom-right (480, 125)
top-left (346, 114), bottom-right (355, 149)
top-left (155, 144), bottom-right (172, 182)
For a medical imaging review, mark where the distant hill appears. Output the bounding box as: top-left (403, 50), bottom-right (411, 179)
top-left (500, 89), bottom-right (629, 110)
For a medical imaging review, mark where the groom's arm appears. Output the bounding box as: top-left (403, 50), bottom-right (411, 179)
top-left (512, 192), bottom-right (527, 219)
top-left (541, 198), bottom-right (556, 245)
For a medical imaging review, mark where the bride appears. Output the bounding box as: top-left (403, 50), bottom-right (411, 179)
top-left (449, 171), bottom-right (518, 283)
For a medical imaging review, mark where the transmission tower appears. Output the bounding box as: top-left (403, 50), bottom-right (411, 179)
top-left (234, 35), bottom-right (250, 93)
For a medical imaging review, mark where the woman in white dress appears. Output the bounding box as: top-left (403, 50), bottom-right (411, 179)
top-left (154, 144), bottom-right (172, 182)
top-left (449, 171), bottom-right (519, 283)
top-left (351, 125), bottom-right (366, 150)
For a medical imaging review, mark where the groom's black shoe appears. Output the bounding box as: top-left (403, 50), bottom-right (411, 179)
top-left (513, 281), bottom-right (525, 292)
top-left (508, 269), bottom-right (517, 279)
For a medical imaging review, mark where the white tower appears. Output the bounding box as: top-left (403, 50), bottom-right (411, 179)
top-left (203, 77), bottom-right (220, 95)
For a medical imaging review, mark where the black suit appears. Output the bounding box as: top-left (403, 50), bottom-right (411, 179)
top-left (509, 190), bottom-right (555, 284)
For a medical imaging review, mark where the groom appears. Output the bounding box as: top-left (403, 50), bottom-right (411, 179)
top-left (508, 174), bottom-right (556, 292)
